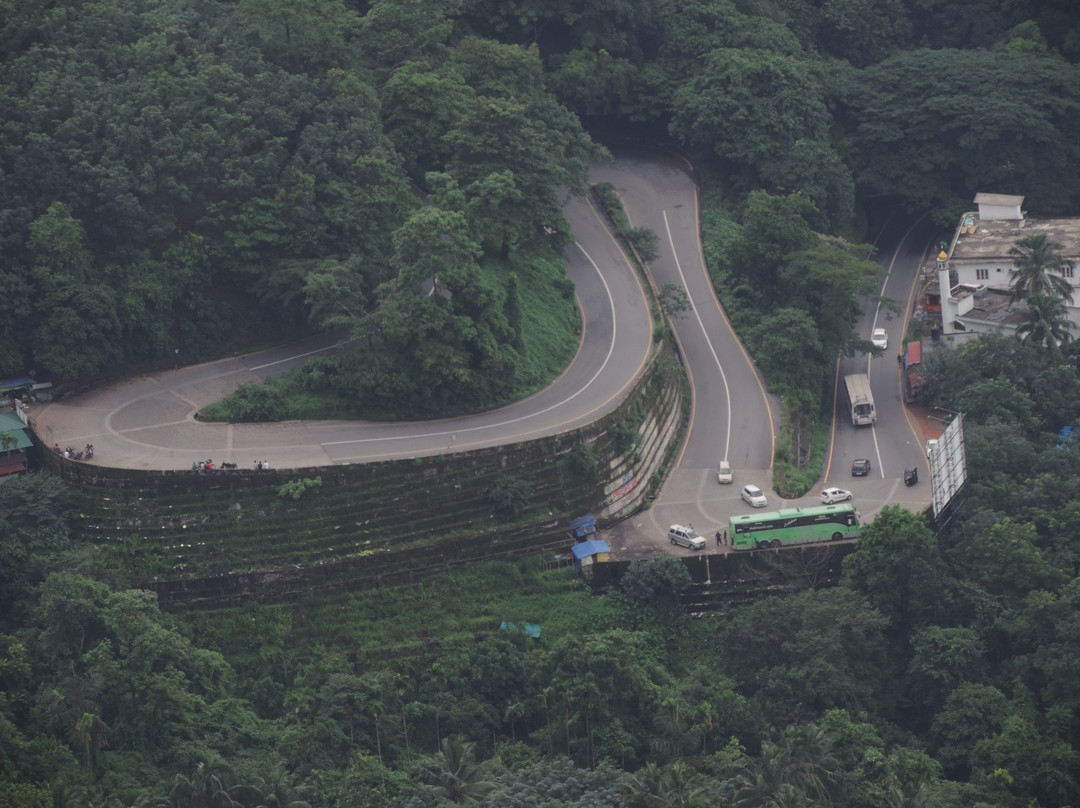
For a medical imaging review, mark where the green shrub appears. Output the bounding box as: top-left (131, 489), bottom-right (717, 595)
top-left (627, 226), bottom-right (659, 262)
top-left (487, 475), bottom-right (534, 519)
top-left (609, 421), bottom-right (640, 455)
top-left (201, 381), bottom-right (286, 422)
top-left (564, 443), bottom-right (597, 482)
top-left (277, 477), bottom-right (323, 500)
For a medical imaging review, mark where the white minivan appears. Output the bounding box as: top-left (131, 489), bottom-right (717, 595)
top-left (668, 524), bottom-right (706, 550)
top-left (717, 460), bottom-right (733, 484)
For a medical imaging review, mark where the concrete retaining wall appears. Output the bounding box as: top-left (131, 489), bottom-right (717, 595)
top-left (36, 343), bottom-right (687, 608)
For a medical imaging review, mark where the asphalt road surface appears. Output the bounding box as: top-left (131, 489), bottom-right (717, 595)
top-left (604, 164), bottom-right (935, 558)
top-left (33, 152), bottom-right (931, 553)
top-left (34, 166), bottom-right (655, 471)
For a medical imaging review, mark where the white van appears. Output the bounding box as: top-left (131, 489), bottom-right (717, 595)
top-left (668, 524), bottom-right (706, 550)
top-left (717, 460), bottom-right (733, 484)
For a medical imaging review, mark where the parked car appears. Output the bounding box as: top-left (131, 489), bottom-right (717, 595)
top-left (926, 438), bottom-right (939, 456)
top-left (741, 484), bottom-right (768, 508)
top-left (668, 524), bottom-right (706, 550)
top-left (871, 328), bottom-right (888, 350)
top-left (851, 458), bottom-right (872, 476)
top-left (820, 487), bottom-right (853, 504)
top-left (717, 460), bottom-right (733, 484)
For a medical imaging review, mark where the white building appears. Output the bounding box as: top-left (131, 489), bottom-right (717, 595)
top-left (938, 193), bottom-right (1080, 336)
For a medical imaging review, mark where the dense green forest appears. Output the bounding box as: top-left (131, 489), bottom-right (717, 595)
top-left (3, 0), bottom-right (1079, 416)
top-left (5, 0), bottom-right (1080, 805)
top-left (6, 327), bottom-right (1080, 807)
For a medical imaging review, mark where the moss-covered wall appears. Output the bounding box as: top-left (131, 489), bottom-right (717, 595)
top-left (38, 343), bottom-right (687, 608)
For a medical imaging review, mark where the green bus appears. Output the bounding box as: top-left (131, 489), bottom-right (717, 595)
top-left (730, 503), bottom-right (860, 550)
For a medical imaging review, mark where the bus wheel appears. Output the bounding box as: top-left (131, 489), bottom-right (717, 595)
top-left (831, 531), bottom-right (843, 541)
top-left (771, 539), bottom-right (782, 548)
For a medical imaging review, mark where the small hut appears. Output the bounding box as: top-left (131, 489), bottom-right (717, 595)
top-left (571, 539), bottom-right (610, 581)
top-left (0, 411), bottom-right (33, 478)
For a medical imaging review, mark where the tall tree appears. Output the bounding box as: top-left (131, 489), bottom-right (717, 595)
top-left (415, 735), bottom-right (495, 805)
top-left (1015, 293), bottom-right (1072, 353)
top-left (842, 49), bottom-right (1080, 218)
top-left (1009, 233), bottom-right (1073, 303)
top-left (842, 506), bottom-right (948, 634)
top-left (670, 48), bottom-right (831, 182)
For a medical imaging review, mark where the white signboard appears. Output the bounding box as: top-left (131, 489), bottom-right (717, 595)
top-left (929, 414), bottom-right (967, 520)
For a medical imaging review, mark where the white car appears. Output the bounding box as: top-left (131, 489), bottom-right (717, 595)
top-left (741, 484), bottom-right (768, 508)
top-left (820, 487), bottom-right (853, 505)
top-left (871, 328), bottom-right (888, 350)
top-left (717, 460), bottom-right (733, 484)
top-left (926, 438), bottom-right (939, 456)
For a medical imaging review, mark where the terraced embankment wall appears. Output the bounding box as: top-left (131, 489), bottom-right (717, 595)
top-left (39, 346), bottom-right (686, 609)
top-left (590, 542), bottom-right (856, 612)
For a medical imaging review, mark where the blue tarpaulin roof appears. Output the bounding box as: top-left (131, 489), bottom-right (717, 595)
top-left (0, 377), bottom-right (34, 395)
top-left (1057, 425), bottom-right (1075, 450)
top-left (571, 540), bottom-right (610, 560)
top-left (570, 512), bottom-right (597, 538)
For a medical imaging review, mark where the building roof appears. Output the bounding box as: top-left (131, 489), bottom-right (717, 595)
top-left (950, 287), bottom-right (1027, 327)
top-left (570, 512), bottom-right (597, 538)
top-left (905, 341), bottom-right (922, 366)
top-left (952, 215), bottom-right (1080, 262)
top-left (973, 193), bottom-right (1024, 206)
top-left (0, 376), bottom-right (34, 395)
top-left (0, 411), bottom-right (33, 450)
top-left (571, 540), bottom-right (610, 560)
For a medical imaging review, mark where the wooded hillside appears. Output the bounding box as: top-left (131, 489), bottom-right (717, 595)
top-left (3, 1), bottom-right (1080, 806)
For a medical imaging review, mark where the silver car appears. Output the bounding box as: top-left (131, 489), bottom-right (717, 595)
top-left (668, 525), bottom-right (706, 550)
top-left (820, 487), bottom-right (853, 504)
top-left (741, 484), bottom-right (767, 508)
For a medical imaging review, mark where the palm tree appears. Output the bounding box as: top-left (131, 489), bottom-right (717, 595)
top-left (1016, 293), bottom-right (1073, 352)
top-left (1008, 233), bottom-right (1073, 303)
top-left (69, 712), bottom-right (109, 774)
top-left (168, 758), bottom-right (241, 808)
top-left (778, 723), bottom-right (840, 803)
top-left (230, 764), bottom-right (312, 808)
top-left (621, 761), bottom-right (711, 808)
top-left (885, 781), bottom-right (937, 808)
top-left (415, 735), bottom-right (495, 805)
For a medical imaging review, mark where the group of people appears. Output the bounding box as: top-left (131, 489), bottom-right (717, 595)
top-left (187, 459), bottom-right (266, 471)
top-left (52, 443), bottom-right (93, 460)
top-left (715, 528), bottom-right (729, 547)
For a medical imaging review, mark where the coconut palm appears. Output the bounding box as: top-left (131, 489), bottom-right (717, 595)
top-left (414, 735), bottom-right (495, 805)
top-left (1016, 293), bottom-right (1072, 352)
top-left (168, 758), bottom-right (241, 808)
top-left (777, 723), bottom-right (840, 803)
top-left (1008, 233), bottom-right (1073, 303)
top-left (224, 762), bottom-right (311, 808)
top-left (621, 761), bottom-right (711, 808)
